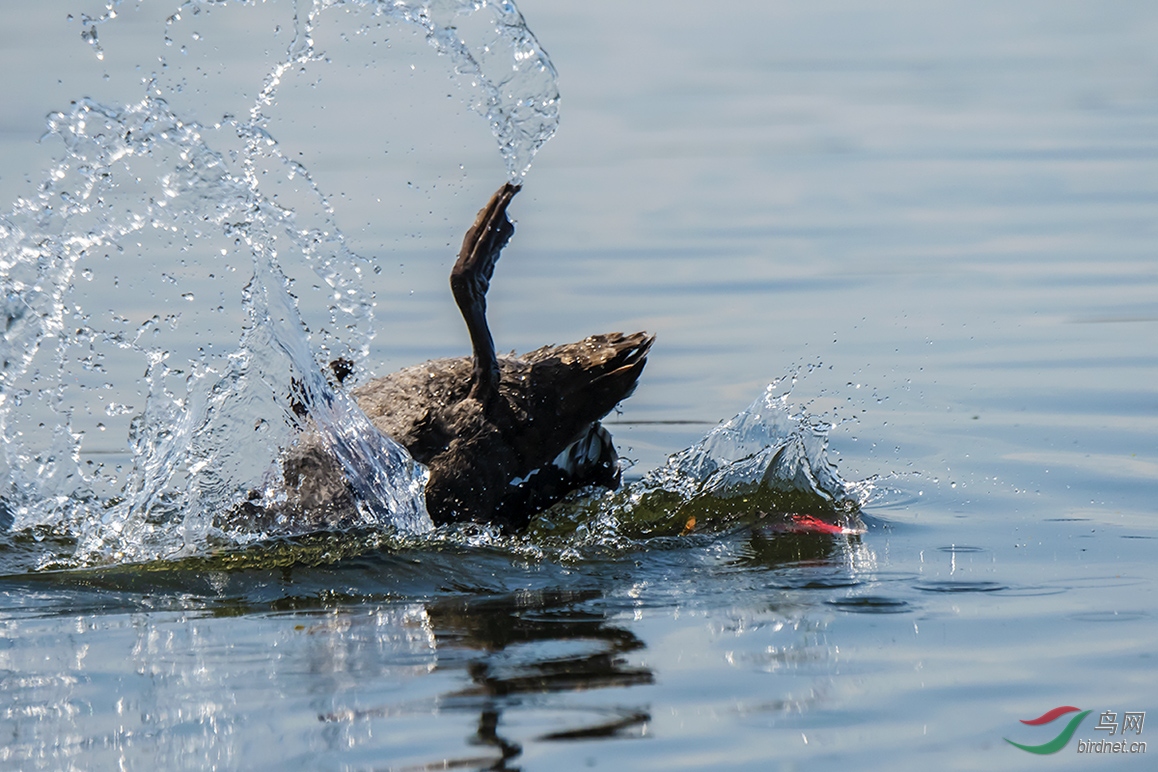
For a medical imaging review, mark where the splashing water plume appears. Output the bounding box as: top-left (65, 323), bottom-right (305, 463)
top-left (1, 0), bottom-right (559, 566)
top-left (82, 0), bottom-right (561, 182)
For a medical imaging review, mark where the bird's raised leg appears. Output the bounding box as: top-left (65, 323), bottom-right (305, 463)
top-left (450, 182), bottom-right (520, 406)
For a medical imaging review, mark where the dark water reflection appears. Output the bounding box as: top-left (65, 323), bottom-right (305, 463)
top-left (292, 587), bottom-right (656, 770)
top-left (396, 591), bottom-right (653, 768)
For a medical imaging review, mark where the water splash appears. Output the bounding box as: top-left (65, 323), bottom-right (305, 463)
top-left (0, 0), bottom-right (563, 566)
top-left (80, 0), bottom-right (560, 182)
top-left (648, 380), bottom-right (871, 513)
top-left (1, 95), bottom-right (431, 566)
top-left (530, 377), bottom-right (874, 547)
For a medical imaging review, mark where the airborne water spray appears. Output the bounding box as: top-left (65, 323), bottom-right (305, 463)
top-left (0, 0), bottom-right (560, 565)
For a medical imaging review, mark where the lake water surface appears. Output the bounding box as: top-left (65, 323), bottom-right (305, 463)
top-left (1, 1), bottom-right (1155, 769)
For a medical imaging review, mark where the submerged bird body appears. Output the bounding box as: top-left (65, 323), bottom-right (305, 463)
top-left (259, 184), bottom-right (652, 532)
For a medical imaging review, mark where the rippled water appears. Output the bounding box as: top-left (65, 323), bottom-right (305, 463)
top-left (1, 1), bottom-right (1156, 769)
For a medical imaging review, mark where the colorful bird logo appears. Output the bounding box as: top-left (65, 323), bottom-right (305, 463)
top-left (1005, 706), bottom-right (1092, 754)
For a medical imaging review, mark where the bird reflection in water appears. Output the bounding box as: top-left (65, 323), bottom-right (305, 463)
top-left (323, 588), bottom-right (653, 771)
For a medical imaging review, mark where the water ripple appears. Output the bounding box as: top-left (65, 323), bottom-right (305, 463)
top-left (827, 596), bottom-right (912, 614)
top-left (914, 581), bottom-right (1008, 594)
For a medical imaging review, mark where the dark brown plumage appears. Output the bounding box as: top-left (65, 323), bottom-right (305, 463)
top-left (245, 183), bottom-right (652, 533)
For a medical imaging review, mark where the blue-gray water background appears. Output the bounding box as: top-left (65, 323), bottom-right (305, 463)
top-left (1, 1), bottom-right (1155, 769)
